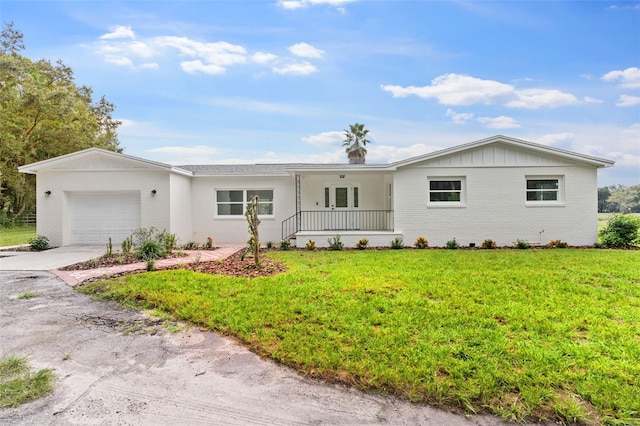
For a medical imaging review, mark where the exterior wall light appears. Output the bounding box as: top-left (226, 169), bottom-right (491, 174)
top-left (44, 190), bottom-right (51, 197)
top-left (339, 175), bottom-right (345, 178)
top-left (151, 189), bottom-right (157, 196)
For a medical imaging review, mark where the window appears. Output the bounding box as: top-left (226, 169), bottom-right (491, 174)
top-left (216, 189), bottom-right (274, 216)
top-left (429, 179), bottom-right (463, 203)
top-left (526, 178), bottom-right (559, 202)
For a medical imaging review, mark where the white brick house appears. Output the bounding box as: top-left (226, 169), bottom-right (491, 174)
top-left (19, 135), bottom-right (614, 248)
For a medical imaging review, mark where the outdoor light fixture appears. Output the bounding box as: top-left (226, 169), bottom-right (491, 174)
top-left (339, 175), bottom-right (345, 178)
top-left (44, 190), bottom-right (51, 197)
top-left (151, 189), bottom-right (157, 196)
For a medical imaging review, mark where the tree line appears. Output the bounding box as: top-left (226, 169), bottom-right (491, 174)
top-left (0, 22), bottom-right (122, 223)
top-left (598, 184), bottom-right (640, 213)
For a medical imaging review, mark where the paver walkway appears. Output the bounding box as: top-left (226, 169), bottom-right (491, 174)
top-left (53, 244), bottom-right (245, 286)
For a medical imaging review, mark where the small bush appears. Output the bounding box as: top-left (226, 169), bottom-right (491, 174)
top-left (390, 236), bottom-right (404, 249)
top-left (515, 239), bottom-right (531, 249)
top-left (280, 239), bottom-right (291, 250)
top-left (184, 241), bottom-right (197, 249)
top-left (445, 238), bottom-right (459, 250)
top-left (599, 214), bottom-right (640, 248)
top-left (106, 237), bottom-right (113, 256)
top-left (28, 235), bottom-right (49, 251)
top-left (131, 226), bottom-right (162, 245)
top-left (145, 259), bottom-right (155, 271)
top-left (164, 233), bottom-right (177, 253)
top-left (266, 241), bottom-right (273, 249)
top-left (121, 236), bottom-right (133, 254)
top-left (328, 235), bottom-right (343, 251)
top-left (306, 240), bottom-right (316, 251)
top-left (137, 239), bottom-right (165, 261)
top-left (414, 236), bottom-right (429, 249)
top-left (481, 239), bottom-right (497, 249)
top-left (356, 238), bottom-right (369, 250)
top-left (548, 239), bottom-right (568, 248)
top-left (205, 237), bottom-right (214, 249)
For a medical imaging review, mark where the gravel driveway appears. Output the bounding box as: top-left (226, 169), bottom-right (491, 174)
top-left (0, 271), bottom-right (515, 425)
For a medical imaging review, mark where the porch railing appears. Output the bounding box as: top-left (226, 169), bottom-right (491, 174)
top-left (282, 210), bottom-right (394, 240)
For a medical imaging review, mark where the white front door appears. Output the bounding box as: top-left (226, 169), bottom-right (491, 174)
top-left (323, 184), bottom-right (360, 230)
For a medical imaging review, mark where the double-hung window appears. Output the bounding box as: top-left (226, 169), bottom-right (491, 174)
top-left (526, 178), bottom-right (561, 203)
top-left (428, 178), bottom-right (465, 205)
top-left (216, 189), bottom-right (274, 216)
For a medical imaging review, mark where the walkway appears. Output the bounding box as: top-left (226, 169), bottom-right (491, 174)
top-left (53, 244), bottom-right (245, 287)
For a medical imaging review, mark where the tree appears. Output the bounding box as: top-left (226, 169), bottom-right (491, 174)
top-left (0, 23), bottom-right (121, 218)
top-left (342, 123), bottom-right (371, 164)
top-left (245, 195), bottom-right (261, 265)
top-left (608, 184), bottom-right (640, 213)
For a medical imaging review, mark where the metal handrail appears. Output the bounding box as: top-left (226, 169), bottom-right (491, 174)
top-left (282, 210), bottom-right (393, 240)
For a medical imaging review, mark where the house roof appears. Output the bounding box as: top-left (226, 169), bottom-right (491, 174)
top-left (18, 135), bottom-right (615, 176)
top-left (388, 135), bottom-right (615, 169)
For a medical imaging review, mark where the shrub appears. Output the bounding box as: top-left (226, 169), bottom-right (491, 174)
top-left (481, 239), bottom-right (497, 249)
top-left (548, 239), bottom-right (568, 248)
top-left (390, 236), bottom-right (404, 249)
top-left (266, 241), bottom-right (273, 249)
top-left (445, 238), bottom-right (459, 250)
top-left (414, 236), bottom-right (429, 249)
top-left (205, 237), bottom-right (214, 249)
top-left (131, 227), bottom-right (162, 245)
top-left (280, 239), bottom-right (291, 250)
top-left (137, 239), bottom-right (165, 261)
top-left (306, 240), bottom-right (316, 251)
top-left (356, 238), bottom-right (369, 250)
top-left (599, 215), bottom-right (640, 248)
top-left (145, 259), bottom-right (155, 271)
top-left (106, 237), bottom-right (113, 256)
top-left (28, 235), bottom-right (49, 251)
top-left (515, 239), bottom-right (531, 249)
top-left (184, 241), bottom-right (197, 249)
top-left (121, 236), bottom-right (133, 254)
top-left (164, 233), bottom-right (177, 253)
top-left (328, 235), bottom-right (343, 251)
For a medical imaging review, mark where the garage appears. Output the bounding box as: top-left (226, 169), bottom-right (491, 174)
top-left (69, 191), bottom-right (141, 245)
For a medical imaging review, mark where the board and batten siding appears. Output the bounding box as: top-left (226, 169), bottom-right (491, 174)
top-left (393, 143), bottom-right (600, 247)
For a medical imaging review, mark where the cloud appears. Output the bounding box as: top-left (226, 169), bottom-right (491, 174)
top-left (147, 145), bottom-right (220, 156)
top-left (100, 25), bottom-right (135, 40)
top-left (382, 73), bottom-right (579, 109)
top-left (104, 56), bottom-right (133, 67)
top-left (583, 96), bottom-right (603, 104)
top-left (276, 0), bottom-right (355, 10)
top-left (252, 52), bottom-right (278, 64)
top-left (536, 132), bottom-right (574, 146)
top-left (506, 88), bottom-right (578, 109)
top-left (155, 36), bottom-right (247, 68)
top-left (180, 60), bottom-right (226, 75)
top-left (477, 116), bottom-right (520, 129)
top-left (140, 62), bottom-right (159, 69)
top-left (367, 144), bottom-right (438, 163)
top-left (445, 108), bottom-right (474, 124)
top-left (303, 131), bottom-right (344, 146)
top-left (289, 42), bottom-right (324, 58)
top-left (273, 61), bottom-right (318, 75)
top-left (616, 94), bottom-right (640, 107)
top-left (602, 67), bottom-right (640, 89)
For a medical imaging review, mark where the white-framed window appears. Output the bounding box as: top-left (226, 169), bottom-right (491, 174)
top-left (428, 177), bottom-right (465, 205)
top-left (525, 177), bottom-right (563, 203)
top-left (216, 189), bottom-right (274, 216)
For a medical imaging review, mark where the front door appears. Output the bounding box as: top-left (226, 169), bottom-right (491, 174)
top-left (324, 184), bottom-right (360, 230)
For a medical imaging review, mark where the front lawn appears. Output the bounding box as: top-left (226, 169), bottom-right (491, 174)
top-left (79, 249), bottom-right (640, 425)
top-left (0, 225), bottom-right (36, 247)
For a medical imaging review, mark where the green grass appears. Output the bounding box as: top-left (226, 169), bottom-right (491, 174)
top-left (0, 225), bottom-right (36, 246)
top-left (79, 249), bottom-right (640, 425)
top-left (0, 356), bottom-right (55, 408)
top-left (17, 291), bottom-right (37, 299)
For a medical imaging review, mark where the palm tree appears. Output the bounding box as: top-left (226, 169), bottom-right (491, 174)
top-left (343, 123), bottom-right (371, 164)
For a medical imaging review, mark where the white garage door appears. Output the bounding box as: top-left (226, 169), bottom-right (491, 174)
top-left (69, 192), bottom-right (141, 245)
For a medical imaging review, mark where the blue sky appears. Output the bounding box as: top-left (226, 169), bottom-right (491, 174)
top-left (2, 0), bottom-right (639, 185)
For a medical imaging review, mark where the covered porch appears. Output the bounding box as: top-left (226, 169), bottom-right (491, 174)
top-left (281, 167), bottom-right (400, 247)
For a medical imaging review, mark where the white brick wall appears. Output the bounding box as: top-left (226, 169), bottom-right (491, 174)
top-left (169, 173), bottom-right (193, 245)
top-left (394, 164), bottom-right (599, 247)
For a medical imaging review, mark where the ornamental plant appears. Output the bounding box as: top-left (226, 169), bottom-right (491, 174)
top-left (356, 237), bottom-right (369, 250)
top-left (599, 214), bottom-right (640, 248)
top-left (414, 236), bottom-right (429, 249)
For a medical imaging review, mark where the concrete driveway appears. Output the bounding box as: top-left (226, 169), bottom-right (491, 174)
top-left (0, 270), bottom-right (519, 426)
top-left (0, 245), bottom-right (104, 271)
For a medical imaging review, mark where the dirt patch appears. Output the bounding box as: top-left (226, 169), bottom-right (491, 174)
top-left (166, 252), bottom-right (287, 278)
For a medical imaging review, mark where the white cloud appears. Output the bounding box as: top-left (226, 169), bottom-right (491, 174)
top-left (140, 62), bottom-right (159, 69)
top-left (536, 132), bottom-right (574, 146)
top-left (147, 145), bottom-right (220, 156)
top-left (155, 36), bottom-right (247, 67)
top-left (303, 131), bottom-right (344, 146)
top-left (583, 96), bottom-right (603, 104)
top-left (477, 116), bottom-right (520, 129)
top-left (602, 67), bottom-right (640, 89)
top-left (445, 108), bottom-right (474, 124)
top-left (507, 88), bottom-right (578, 109)
top-left (289, 42), bottom-right (324, 59)
top-left (616, 94), bottom-right (640, 107)
top-left (273, 61), bottom-right (318, 75)
top-left (104, 56), bottom-right (133, 67)
top-left (276, 0), bottom-right (355, 10)
top-left (252, 52), bottom-right (278, 64)
top-left (180, 60), bottom-right (226, 75)
top-left (382, 73), bottom-right (579, 109)
top-left (367, 144), bottom-right (437, 163)
top-left (100, 25), bottom-right (135, 40)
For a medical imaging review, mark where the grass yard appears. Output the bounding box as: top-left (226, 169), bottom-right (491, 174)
top-left (0, 225), bottom-right (36, 246)
top-left (79, 249), bottom-right (640, 425)
top-left (0, 356), bottom-right (55, 409)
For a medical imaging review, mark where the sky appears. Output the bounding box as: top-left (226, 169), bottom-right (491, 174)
top-left (1, 0), bottom-right (639, 186)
